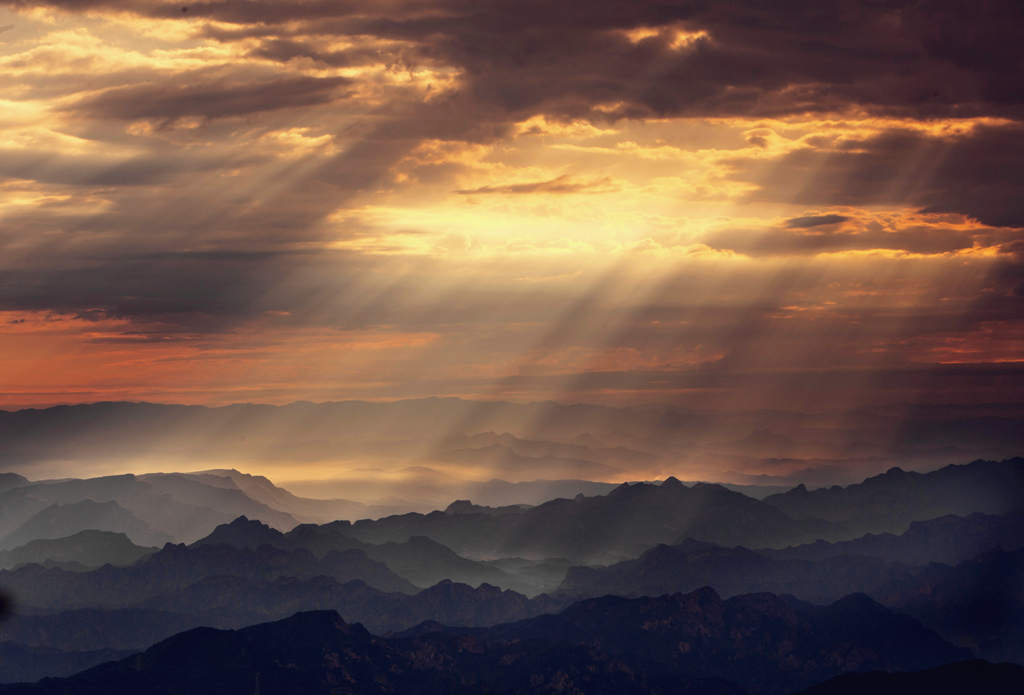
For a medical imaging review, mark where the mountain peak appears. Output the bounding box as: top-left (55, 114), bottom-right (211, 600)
top-left (193, 515), bottom-right (283, 549)
top-left (445, 499), bottom-right (482, 515)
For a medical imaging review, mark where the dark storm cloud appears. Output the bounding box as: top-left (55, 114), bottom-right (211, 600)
top-left (70, 74), bottom-right (352, 121)
top-left (736, 123), bottom-right (1024, 228)
top-left (785, 214), bottom-right (850, 229)
top-left (11, 0), bottom-right (1024, 121)
top-left (0, 249), bottom-right (376, 331)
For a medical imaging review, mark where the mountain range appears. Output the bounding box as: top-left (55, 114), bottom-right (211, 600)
top-left (5, 400), bottom-right (1024, 498)
top-left (0, 456), bottom-right (1022, 689)
top-left (0, 472), bottom-right (297, 548)
top-left (343, 478), bottom-right (840, 562)
top-left (0, 588), bottom-right (973, 694)
top-left (763, 459), bottom-right (1024, 535)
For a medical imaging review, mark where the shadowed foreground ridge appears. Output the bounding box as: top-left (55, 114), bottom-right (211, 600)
top-left (795, 659), bottom-right (1024, 694)
top-left (0, 587), bottom-right (972, 695)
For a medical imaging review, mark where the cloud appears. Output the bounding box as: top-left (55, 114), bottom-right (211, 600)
top-left (455, 175), bottom-right (615, 195)
top-left (736, 123), bottom-right (1024, 228)
top-left (784, 214), bottom-right (850, 229)
top-left (70, 73), bottom-right (352, 122)
top-left (0, 0), bottom-right (1021, 412)
top-left (702, 216), bottom-right (995, 257)
top-left (0, 146), bottom-right (259, 186)
top-left (11, 0), bottom-right (1024, 122)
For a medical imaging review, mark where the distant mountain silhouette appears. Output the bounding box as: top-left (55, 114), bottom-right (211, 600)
top-left (795, 659), bottom-right (1024, 694)
top-left (4, 400), bottom-right (1023, 495)
top-left (0, 539), bottom-right (416, 613)
top-left (0, 501), bottom-right (169, 549)
top-left (175, 469), bottom-right (375, 523)
top-left (0, 530), bottom-right (155, 571)
top-left (345, 478), bottom-right (839, 562)
top-left (194, 516), bottom-right (526, 592)
top-left (0, 473), bottom-right (297, 547)
top-left (0, 589), bottom-right (969, 694)
top-left (764, 458), bottom-right (1024, 535)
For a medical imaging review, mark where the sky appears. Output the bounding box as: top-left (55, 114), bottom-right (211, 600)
top-left (1, 0), bottom-right (1022, 416)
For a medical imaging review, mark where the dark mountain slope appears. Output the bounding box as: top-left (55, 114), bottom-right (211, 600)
top-left (0, 578), bottom-right (561, 652)
top-left (474, 589), bottom-right (967, 693)
top-left (0, 642), bottom-right (130, 684)
top-left (0, 589), bottom-right (968, 695)
top-left (762, 511), bottom-right (1024, 565)
top-left (796, 659), bottom-right (1024, 695)
top-left (764, 458), bottom-right (1024, 535)
top-left (559, 511), bottom-right (1024, 602)
top-left (875, 548), bottom-right (1024, 663)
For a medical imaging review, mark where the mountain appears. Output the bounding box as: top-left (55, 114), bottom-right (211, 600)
top-left (363, 535), bottom-right (518, 590)
top-left (874, 548), bottom-right (1024, 664)
top-left (0, 539), bottom-right (416, 612)
top-left (764, 458), bottom-right (1024, 535)
top-left (0, 577), bottom-right (561, 653)
top-left (796, 659), bottom-right (1024, 694)
top-left (481, 556), bottom-right (574, 595)
top-left (558, 534), bottom-right (1024, 664)
top-left (194, 516), bottom-right (527, 592)
top-left (0, 473), bottom-right (298, 547)
top-left (344, 478), bottom-right (839, 562)
top-left (0, 501), bottom-right (169, 549)
top-left (6, 402), bottom-right (1023, 510)
top-left (0, 530), bottom-right (155, 570)
top-left (173, 469), bottom-right (376, 523)
top-left (0, 589), bottom-right (969, 694)
top-left (762, 511), bottom-right (1024, 566)
top-left (0, 642), bottom-right (131, 684)
top-left (0, 612), bottom-right (415, 695)
top-left (472, 589), bottom-right (968, 693)
top-left (0, 474), bottom-right (28, 494)
top-left (558, 511), bottom-right (1024, 606)
top-left (557, 538), bottom-right (907, 604)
